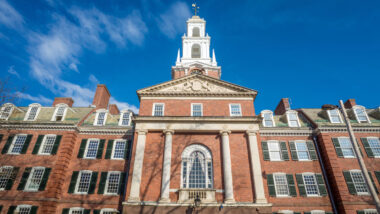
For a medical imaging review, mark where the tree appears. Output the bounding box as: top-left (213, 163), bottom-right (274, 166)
top-left (0, 76), bottom-right (23, 105)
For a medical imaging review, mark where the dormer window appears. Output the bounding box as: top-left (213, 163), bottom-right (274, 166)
top-left (119, 111), bottom-right (131, 126)
top-left (327, 109), bottom-right (342, 123)
top-left (353, 106), bottom-right (370, 123)
top-left (261, 110), bottom-right (275, 127)
top-left (52, 104), bottom-right (68, 121)
top-left (24, 104), bottom-right (41, 121)
top-left (94, 110), bottom-right (107, 126)
top-left (0, 103), bottom-right (14, 120)
top-left (286, 111), bottom-right (300, 127)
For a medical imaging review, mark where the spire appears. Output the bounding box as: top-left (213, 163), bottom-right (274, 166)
top-left (212, 49), bottom-right (217, 66)
top-left (176, 49), bottom-right (180, 64)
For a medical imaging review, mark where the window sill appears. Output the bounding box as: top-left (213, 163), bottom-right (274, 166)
top-left (38, 153), bottom-right (52, 156)
top-left (104, 193), bottom-right (119, 196)
top-left (7, 153), bottom-right (21, 155)
top-left (110, 158), bottom-right (125, 160)
top-left (83, 157), bottom-right (97, 160)
top-left (73, 192), bottom-right (89, 195)
top-left (23, 189), bottom-right (39, 192)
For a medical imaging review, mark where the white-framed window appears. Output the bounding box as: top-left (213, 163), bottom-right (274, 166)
top-left (286, 110), bottom-right (300, 127)
top-left (38, 135), bottom-right (56, 155)
top-left (100, 209), bottom-right (119, 214)
top-left (0, 103), bottom-right (14, 120)
top-left (229, 104), bottom-right (242, 116)
top-left (9, 134), bottom-right (27, 154)
top-left (152, 103), bottom-right (164, 116)
top-left (75, 171), bottom-right (92, 194)
top-left (327, 109), bottom-right (342, 123)
top-left (112, 140), bottom-right (127, 160)
top-left (119, 111), bottom-right (131, 126)
top-left (25, 167), bottom-right (45, 191)
top-left (353, 105), bottom-right (370, 123)
top-left (277, 211), bottom-right (294, 214)
top-left (350, 170), bottom-right (369, 195)
top-left (302, 173), bottom-right (319, 196)
top-left (0, 166), bottom-right (13, 190)
top-left (311, 211), bottom-right (326, 214)
top-left (24, 103), bottom-right (41, 121)
top-left (51, 104), bottom-right (68, 121)
top-left (268, 140), bottom-right (282, 161)
top-left (367, 137), bottom-right (380, 157)
top-left (295, 140), bottom-right (310, 161)
top-left (94, 109), bottom-right (107, 126)
top-left (338, 137), bottom-right (355, 158)
top-left (273, 173), bottom-right (289, 196)
top-left (181, 144), bottom-right (213, 189)
top-left (69, 208), bottom-right (84, 214)
top-left (191, 103), bottom-right (203, 116)
top-left (363, 209), bottom-right (378, 214)
top-left (105, 171), bottom-right (121, 195)
top-left (84, 139), bottom-right (99, 159)
top-left (16, 205), bottom-right (32, 214)
top-left (261, 110), bottom-right (275, 127)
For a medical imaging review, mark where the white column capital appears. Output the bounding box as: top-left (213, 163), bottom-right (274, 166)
top-left (219, 130), bottom-right (231, 136)
top-left (163, 129), bottom-right (174, 135)
top-left (136, 129), bottom-right (148, 135)
top-left (246, 130), bottom-right (257, 136)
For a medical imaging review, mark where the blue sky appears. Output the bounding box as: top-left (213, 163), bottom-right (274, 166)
top-left (0, 0), bottom-right (379, 113)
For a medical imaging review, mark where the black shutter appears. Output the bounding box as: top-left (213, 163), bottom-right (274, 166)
top-left (357, 211), bottom-right (365, 214)
top-left (7, 206), bottom-right (16, 214)
top-left (296, 174), bottom-right (306, 196)
top-left (17, 167), bottom-right (32, 190)
top-left (77, 139), bottom-right (87, 158)
top-left (38, 168), bottom-right (51, 191)
top-left (262, 141), bottom-right (270, 161)
top-left (88, 172), bottom-right (98, 194)
top-left (21, 134), bottom-right (33, 154)
top-left (84, 209), bottom-right (91, 214)
top-left (98, 172), bottom-right (108, 194)
top-left (105, 140), bottom-right (114, 159)
top-left (0, 205), bottom-right (2, 213)
top-left (68, 171), bottom-right (79, 193)
top-left (125, 140), bottom-right (131, 160)
top-left (30, 206), bottom-right (38, 214)
top-left (32, 135), bottom-right (44, 154)
top-left (361, 138), bottom-right (374, 157)
top-left (5, 167), bottom-right (19, 190)
top-left (62, 208), bottom-right (70, 214)
top-left (343, 171), bottom-right (356, 195)
top-left (2, 135), bottom-right (14, 154)
top-left (315, 173), bottom-right (327, 196)
top-left (286, 174), bottom-right (297, 197)
top-left (332, 138), bottom-right (344, 157)
top-left (306, 140), bottom-right (317, 160)
top-left (96, 139), bottom-right (105, 159)
top-left (0, 134), bottom-right (3, 143)
top-left (289, 141), bottom-right (298, 161)
top-left (119, 172), bottom-right (126, 195)
top-left (280, 141), bottom-right (289, 161)
top-left (51, 135), bottom-right (62, 155)
top-left (266, 174), bottom-right (276, 196)
top-left (93, 210), bottom-right (101, 214)
top-left (368, 172), bottom-right (378, 193)
top-left (304, 212), bottom-right (311, 214)
top-left (375, 171), bottom-right (380, 184)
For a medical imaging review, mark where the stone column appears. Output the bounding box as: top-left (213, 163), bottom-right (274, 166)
top-left (159, 130), bottom-right (174, 203)
top-left (128, 130), bottom-right (147, 202)
top-left (246, 131), bottom-right (267, 203)
top-left (220, 130), bottom-right (235, 203)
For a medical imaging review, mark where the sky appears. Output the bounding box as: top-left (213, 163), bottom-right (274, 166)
top-left (0, 0), bottom-right (379, 113)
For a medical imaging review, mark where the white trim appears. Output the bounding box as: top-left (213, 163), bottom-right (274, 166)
top-left (191, 103), bottom-right (203, 116)
top-left (229, 103), bottom-right (242, 117)
top-left (104, 171), bottom-right (121, 195)
top-left (100, 208), bottom-right (119, 214)
top-left (294, 140), bottom-right (311, 161)
top-left (302, 172), bottom-right (320, 197)
top-left (267, 140), bottom-right (282, 161)
top-left (111, 139), bottom-right (127, 160)
top-left (69, 207), bottom-right (85, 214)
top-left (286, 110), bottom-right (300, 127)
top-left (0, 103), bottom-right (14, 120)
top-left (363, 209), bottom-right (378, 214)
top-left (74, 170), bottom-right (93, 194)
top-left (51, 103), bottom-right (68, 121)
top-left (24, 166), bottom-right (45, 192)
top-left (24, 103), bottom-right (41, 121)
top-left (338, 137), bottom-right (356, 158)
top-left (310, 210), bottom-right (325, 214)
top-left (352, 105), bottom-right (371, 123)
top-left (94, 109), bottom-right (108, 126)
top-left (261, 110), bottom-right (275, 127)
top-left (38, 134), bottom-right (57, 155)
top-left (8, 134), bottom-right (27, 155)
top-left (327, 109), bottom-right (342, 123)
top-left (152, 103), bottom-right (165, 116)
top-left (119, 111), bottom-right (132, 126)
top-left (277, 211), bottom-right (293, 214)
top-left (273, 173), bottom-right (290, 197)
top-left (84, 138), bottom-right (100, 159)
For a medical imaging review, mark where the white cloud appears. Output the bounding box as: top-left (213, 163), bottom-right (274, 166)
top-left (156, 1), bottom-right (191, 38)
top-left (110, 97), bottom-right (139, 113)
top-left (0, 0), bottom-right (24, 30)
top-left (16, 92), bottom-right (53, 104)
top-left (88, 74), bottom-right (99, 85)
top-left (7, 65), bottom-right (20, 78)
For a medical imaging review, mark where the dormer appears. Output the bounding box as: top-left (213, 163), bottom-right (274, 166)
top-left (0, 103), bottom-right (14, 120)
top-left (261, 110), bottom-right (275, 127)
top-left (24, 103), bottom-right (41, 121)
top-left (94, 109), bottom-right (108, 126)
top-left (286, 110), bottom-right (301, 127)
top-left (352, 105), bottom-right (371, 123)
top-left (51, 103), bottom-right (68, 121)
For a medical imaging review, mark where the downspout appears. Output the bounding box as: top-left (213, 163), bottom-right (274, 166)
top-left (312, 135), bottom-right (338, 214)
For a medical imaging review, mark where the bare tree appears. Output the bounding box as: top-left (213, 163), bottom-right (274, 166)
top-left (0, 76), bottom-right (24, 105)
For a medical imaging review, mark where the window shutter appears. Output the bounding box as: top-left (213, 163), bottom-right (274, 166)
top-left (266, 174), bottom-right (276, 196)
top-left (361, 138), bottom-right (374, 157)
top-left (306, 140), bottom-right (317, 160)
top-left (17, 167), bottom-right (32, 190)
top-left (51, 135), bottom-right (62, 155)
top-left (2, 135), bottom-right (14, 154)
top-left (0, 134), bottom-right (3, 143)
top-left (303, 212), bottom-right (311, 214)
top-left (286, 174), bottom-right (297, 197)
top-left (326, 212), bottom-right (333, 214)
top-left (77, 139), bottom-right (87, 158)
top-left (375, 171), bottom-right (380, 184)
top-left (30, 206), bottom-right (38, 214)
top-left (32, 135), bottom-right (44, 154)
top-left (93, 210), bottom-right (101, 214)
top-left (68, 171), bottom-right (79, 193)
top-left (368, 172), bottom-right (378, 193)
top-left (125, 140), bottom-right (131, 160)
top-left (332, 138), bottom-right (344, 157)
top-left (0, 205), bottom-right (2, 213)
top-left (62, 208), bottom-right (70, 214)
top-left (289, 141), bottom-right (298, 161)
top-left (84, 209), bottom-right (91, 214)
top-left (105, 140), bottom-right (114, 159)
top-left (315, 173), bottom-right (327, 196)
top-left (280, 141), bottom-right (289, 161)
top-left (356, 211), bottom-right (365, 214)
top-left (97, 172), bottom-right (108, 194)
top-left (96, 139), bottom-right (105, 159)
top-left (38, 168), bottom-right (51, 191)
top-left (343, 171), bottom-right (356, 195)
top-left (294, 213), bottom-right (301, 214)
top-left (88, 172), bottom-right (98, 194)
top-left (5, 167), bottom-right (19, 190)
top-left (119, 172), bottom-right (126, 195)
top-left (296, 174), bottom-right (306, 196)
top-left (262, 141), bottom-right (270, 161)
top-left (20, 134), bottom-right (33, 154)
top-left (7, 206), bottom-right (16, 214)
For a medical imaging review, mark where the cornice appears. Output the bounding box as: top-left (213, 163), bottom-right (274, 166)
top-left (316, 126), bottom-right (380, 134)
top-left (134, 116), bottom-right (261, 123)
top-left (259, 128), bottom-right (313, 136)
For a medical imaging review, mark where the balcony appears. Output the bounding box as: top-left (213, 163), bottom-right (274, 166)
top-left (178, 189), bottom-right (216, 203)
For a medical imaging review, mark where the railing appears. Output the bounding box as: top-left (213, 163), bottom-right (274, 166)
top-left (178, 189), bottom-right (216, 203)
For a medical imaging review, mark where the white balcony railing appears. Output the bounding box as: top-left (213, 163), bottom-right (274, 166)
top-left (178, 189), bottom-right (216, 203)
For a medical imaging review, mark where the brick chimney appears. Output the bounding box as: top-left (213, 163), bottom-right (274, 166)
top-left (52, 97), bottom-right (74, 107)
top-left (108, 104), bottom-right (120, 115)
top-left (92, 84), bottom-right (110, 109)
top-left (274, 98), bottom-right (290, 115)
top-left (344, 99), bottom-right (356, 109)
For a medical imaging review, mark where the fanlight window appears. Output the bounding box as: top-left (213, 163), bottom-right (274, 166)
top-left (191, 44), bottom-right (201, 58)
top-left (182, 144), bottom-right (213, 189)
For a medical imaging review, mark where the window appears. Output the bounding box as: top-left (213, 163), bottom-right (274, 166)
top-left (75, 171), bottom-right (92, 194)
top-left (311, 211), bottom-right (326, 214)
top-left (327, 109), bottom-right (342, 123)
top-left (367, 137), bottom-right (380, 157)
top-left (353, 106), bottom-right (370, 123)
top-left (191, 103), bottom-right (202, 116)
top-left (0, 103), bottom-right (13, 120)
top-left (112, 140), bottom-right (127, 159)
top-left (191, 44), bottom-right (201, 58)
top-left (52, 104), bottom-right (67, 121)
top-left (24, 104), bottom-right (41, 121)
top-left (338, 137), bottom-right (355, 158)
top-left (295, 141), bottom-right (310, 160)
top-left (181, 144), bottom-right (213, 189)
top-left (350, 170), bottom-right (368, 194)
top-left (69, 208), bottom-right (84, 214)
top-left (16, 205), bottom-right (32, 214)
top-left (229, 104), bottom-right (242, 116)
top-left (363, 209), bottom-right (378, 214)
top-left (100, 209), bottom-right (119, 214)
top-left (39, 135), bottom-right (56, 155)
top-left (0, 166), bottom-right (13, 190)
top-left (153, 103), bottom-right (164, 116)
top-left (84, 139), bottom-right (99, 159)
top-left (268, 141), bottom-right (282, 161)
top-left (274, 174), bottom-right (289, 196)
top-left (261, 110), bottom-right (275, 127)
top-left (94, 110), bottom-right (107, 126)
top-left (192, 27), bottom-right (200, 37)
top-left (105, 172), bottom-right (121, 194)
top-left (286, 111), bottom-right (300, 127)
top-left (9, 134), bottom-right (27, 154)
top-left (25, 167), bottom-right (45, 191)
top-left (119, 111), bottom-right (131, 126)
top-left (303, 174), bottom-right (319, 196)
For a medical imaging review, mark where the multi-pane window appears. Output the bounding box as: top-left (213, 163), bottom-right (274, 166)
top-left (274, 174), bottom-right (289, 196)
top-left (268, 141), bottom-right (282, 161)
top-left (0, 166), bottom-right (13, 190)
top-left (303, 174), bottom-right (319, 196)
top-left (101, 209), bottom-right (118, 214)
top-left (192, 104), bottom-right (202, 116)
top-left (262, 111), bottom-right (275, 127)
top-left (75, 171), bottom-right (92, 193)
top-left (338, 138), bottom-right (355, 158)
top-left (52, 105), bottom-right (67, 121)
top-left (39, 135), bottom-right (56, 155)
top-left (295, 141), bottom-right (310, 160)
top-left (287, 111), bottom-right (300, 127)
top-left (230, 104), bottom-right (242, 116)
top-left (95, 112), bottom-right (106, 126)
top-left (25, 105), bottom-right (40, 121)
top-left (0, 104), bottom-right (13, 120)
top-left (112, 140), bottom-right (126, 159)
top-left (350, 171), bottom-right (368, 194)
top-left (363, 210), bottom-right (378, 214)
top-left (16, 205), bottom-right (32, 214)
top-left (84, 139), bottom-right (99, 159)
top-left (153, 103), bottom-right (164, 116)
top-left (69, 208), bottom-right (84, 214)
top-left (354, 106), bottom-right (370, 123)
top-left (106, 172), bottom-right (121, 194)
top-left (368, 137), bottom-right (380, 157)
top-left (328, 109), bottom-right (342, 123)
top-left (26, 167), bottom-right (45, 191)
top-left (9, 135), bottom-right (27, 154)
top-left (119, 112), bottom-right (130, 126)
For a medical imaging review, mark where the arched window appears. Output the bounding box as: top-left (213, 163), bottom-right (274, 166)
top-left (191, 44), bottom-right (201, 58)
top-left (192, 27), bottom-right (200, 37)
top-left (181, 144), bottom-right (213, 189)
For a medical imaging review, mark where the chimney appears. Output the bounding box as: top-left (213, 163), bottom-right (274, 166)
top-left (53, 97), bottom-right (74, 107)
top-left (108, 104), bottom-right (120, 115)
top-left (344, 99), bottom-right (356, 109)
top-left (274, 98), bottom-right (290, 115)
top-left (92, 84), bottom-right (111, 109)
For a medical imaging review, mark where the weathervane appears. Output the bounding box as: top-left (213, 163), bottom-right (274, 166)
top-left (192, 2), bottom-right (199, 16)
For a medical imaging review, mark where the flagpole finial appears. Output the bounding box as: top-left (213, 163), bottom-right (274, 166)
top-left (192, 2), bottom-right (199, 16)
